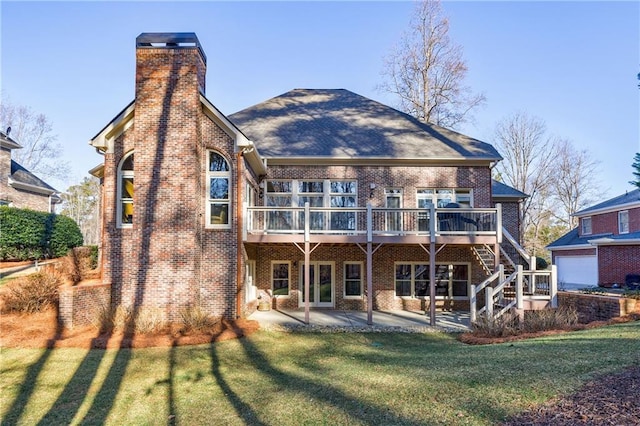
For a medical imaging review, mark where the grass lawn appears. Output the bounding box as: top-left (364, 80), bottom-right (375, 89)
top-left (1, 321), bottom-right (639, 425)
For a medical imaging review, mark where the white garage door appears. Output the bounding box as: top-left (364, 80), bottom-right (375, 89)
top-left (556, 256), bottom-right (598, 288)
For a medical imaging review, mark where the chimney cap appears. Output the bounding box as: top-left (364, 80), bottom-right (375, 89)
top-left (136, 32), bottom-right (206, 63)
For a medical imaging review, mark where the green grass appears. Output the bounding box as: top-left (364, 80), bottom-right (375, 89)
top-left (1, 321), bottom-right (639, 425)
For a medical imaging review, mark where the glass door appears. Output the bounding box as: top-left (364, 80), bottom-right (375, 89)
top-left (299, 262), bottom-right (334, 307)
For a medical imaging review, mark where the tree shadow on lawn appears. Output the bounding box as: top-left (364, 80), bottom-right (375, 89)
top-left (209, 325), bottom-right (429, 426)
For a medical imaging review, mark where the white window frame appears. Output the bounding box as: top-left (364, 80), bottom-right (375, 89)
top-left (581, 217), bottom-right (592, 235)
top-left (416, 188), bottom-right (473, 208)
top-left (206, 150), bottom-right (231, 229)
top-left (117, 151), bottom-right (134, 229)
top-left (271, 261), bottom-right (291, 297)
top-left (385, 188), bottom-right (403, 232)
top-left (245, 260), bottom-right (257, 302)
top-left (343, 261), bottom-right (364, 298)
top-left (394, 262), bottom-right (470, 299)
top-left (618, 210), bottom-right (629, 234)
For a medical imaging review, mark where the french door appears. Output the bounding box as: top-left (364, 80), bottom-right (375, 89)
top-left (299, 262), bottom-right (334, 307)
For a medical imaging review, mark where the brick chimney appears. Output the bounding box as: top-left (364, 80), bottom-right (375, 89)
top-left (128, 33), bottom-right (208, 320)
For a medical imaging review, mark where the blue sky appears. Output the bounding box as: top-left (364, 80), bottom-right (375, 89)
top-left (1, 1), bottom-right (638, 198)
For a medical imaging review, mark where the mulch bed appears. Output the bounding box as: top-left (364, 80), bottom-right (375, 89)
top-left (502, 365), bottom-right (640, 425)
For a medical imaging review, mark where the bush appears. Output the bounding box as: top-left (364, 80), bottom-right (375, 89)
top-left (622, 290), bottom-right (640, 300)
top-left (471, 307), bottom-right (580, 338)
top-left (1, 271), bottom-right (63, 313)
top-left (180, 306), bottom-right (219, 332)
top-left (535, 257), bottom-right (548, 270)
top-left (92, 305), bottom-right (167, 334)
top-left (0, 206), bottom-right (83, 260)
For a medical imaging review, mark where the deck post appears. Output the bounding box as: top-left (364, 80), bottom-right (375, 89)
top-left (367, 203), bottom-right (373, 325)
top-left (486, 286), bottom-right (494, 319)
top-left (550, 264), bottom-right (558, 308)
top-left (304, 202), bottom-right (310, 324)
top-left (429, 203), bottom-right (436, 326)
top-left (470, 284), bottom-right (477, 323)
top-left (516, 264), bottom-right (524, 310)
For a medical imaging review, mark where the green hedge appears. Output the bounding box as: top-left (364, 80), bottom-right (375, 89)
top-left (0, 206), bottom-right (84, 260)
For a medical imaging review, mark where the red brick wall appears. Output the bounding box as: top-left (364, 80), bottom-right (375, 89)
top-left (253, 243), bottom-right (486, 312)
top-left (59, 282), bottom-right (111, 328)
top-left (559, 291), bottom-right (639, 322)
top-left (583, 207), bottom-right (640, 236)
top-left (597, 245), bottom-right (640, 286)
top-left (0, 147), bottom-right (54, 212)
top-left (265, 164), bottom-right (493, 208)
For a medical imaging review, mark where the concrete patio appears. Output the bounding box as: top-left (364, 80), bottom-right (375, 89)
top-left (249, 309), bottom-right (471, 332)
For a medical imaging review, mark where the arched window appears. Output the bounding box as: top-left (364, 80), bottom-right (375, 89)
top-left (207, 151), bottom-right (231, 227)
top-left (118, 152), bottom-right (134, 227)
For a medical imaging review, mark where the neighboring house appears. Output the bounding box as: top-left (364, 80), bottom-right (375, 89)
top-left (0, 129), bottom-right (61, 212)
top-left (85, 33), bottom-right (551, 326)
top-left (548, 189), bottom-right (640, 287)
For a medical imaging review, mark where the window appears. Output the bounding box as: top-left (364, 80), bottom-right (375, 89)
top-left (264, 179), bottom-right (357, 231)
top-left (385, 188), bottom-right (403, 232)
top-left (271, 261), bottom-right (290, 296)
top-left (416, 188), bottom-right (472, 208)
top-left (344, 262), bottom-right (363, 297)
top-left (581, 217), bottom-right (592, 235)
top-left (395, 262), bottom-right (469, 298)
top-left (207, 151), bottom-right (231, 227)
top-left (619, 211), bottom-right (629, 234)
top-left (117, 152), bottom-right (134, 227)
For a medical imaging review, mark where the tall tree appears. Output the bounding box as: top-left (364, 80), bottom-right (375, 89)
top-left (0, 96), bottom-right (70, 182)
top-left (60, 177), bottom-right (101, 245)
top-left (492, 112), bottom-right (557, 255)
top-left (630, 152), bottom-right (640, 189)
top-left (552, 139), bottom-right (600, 228)
top-left (379, 0), bottom-right (485, 128)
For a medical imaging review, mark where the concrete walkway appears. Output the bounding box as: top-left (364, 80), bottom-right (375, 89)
top-left (249, 309), bottom-right (470, 333)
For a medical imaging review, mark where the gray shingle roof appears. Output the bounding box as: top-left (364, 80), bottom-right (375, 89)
top-left (229, 89), bottom-right (502, 161)
top-left (491, 180), bottom-right (528, 199)
top-left (10, 160), bottom-right (58, 193)
top-left (575, 188), bottom-right (640, 216)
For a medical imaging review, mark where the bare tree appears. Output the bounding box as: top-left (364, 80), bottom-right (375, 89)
top-left (379, 0), bottom-right (485, 128)
top-left (492, 112), bottom-right (557, 255)
top-left (552, 139), bottom-right (600, 228)
top-left (60, 177), bottom-right (101, 245)
top-left (0, 96), bottom-right (70, 182)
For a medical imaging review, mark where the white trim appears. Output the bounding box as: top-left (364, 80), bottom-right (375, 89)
top-left (205, 150), bottom-right (232, 229)
top-left (581, 216), bottom-right (592, 235)
top-left (90, 102), bottom-right (135, 153)
top-left (7, 178), bottom-right (57, 196)
top-left (343, 261), bottom-right (364, 299)
top-left (618, 210), bottom-right (629, 234)
top-left (588, 237), bottom-right (640, 246)
top-left (271, 261), bottom-right (291, 297)
top-left (548, 243), bottom-right (593, 251)
top-left (298, 261), bottom-right (335, 308)
top-left (117, 151), bottom-right (134, 229)
top-left (575, 201), bottom-right (640, 218)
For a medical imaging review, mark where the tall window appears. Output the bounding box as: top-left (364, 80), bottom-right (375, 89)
top-left (395, 262), bottom-right (469, 298)
top-left (618, 211), bottom-right (629, 234)
top-left (344, 262), bottom-right (363, 297)
top-left (207, 151), bottom-right (231, 227)
top-left (385, 188), bottom-right (403, 232)
top-left (265, 179), bottom-right (357, 231)
top-left (271, 261), bottom-right (290, 296)
top-left (581, 217), bottom-right (592, 235)
top-left (118, 152), bottom-right (134, 227)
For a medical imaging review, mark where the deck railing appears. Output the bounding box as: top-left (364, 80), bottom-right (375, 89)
top-left (245, 205), bottom-right (500, 238)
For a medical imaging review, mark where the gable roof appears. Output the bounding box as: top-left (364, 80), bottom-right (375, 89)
top-left (9, 160), bottom-right (60, 197)
top-left (491, 179), bottom-right (528, 200)
top-left (0, 130), bottom-right (22, 150)
top-left (229, 89), bottom-right (502, 164)
top-left (574, 188), bottom-right (640, 217)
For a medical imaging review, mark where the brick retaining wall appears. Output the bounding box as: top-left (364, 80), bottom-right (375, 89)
top-left (59, 281), bottom-right (111, 329)
top-left (558, 291), bottom-right (639, 323)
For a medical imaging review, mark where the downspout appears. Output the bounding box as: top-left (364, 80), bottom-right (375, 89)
top-left (235, 148), bottom-right (246, 319)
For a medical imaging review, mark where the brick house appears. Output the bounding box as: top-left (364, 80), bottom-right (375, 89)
top-left (0, 130), bottom-right (61, 212)
top-left (548, 189), bottom-right (640, 287)
top-left (87, 33), bottom-right (551, 326)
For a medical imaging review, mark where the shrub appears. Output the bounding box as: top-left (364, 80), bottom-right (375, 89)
top-left (622, 290), bottom-right (640, 300)
top-left (101, 306), bottom-right (167, 334)
top-left (535, 257), bottom-right (548, 270)
top-left (0, 206), bottom-right (83, 260)
top-left (471, 307), bottom-right (580, 337)
top-left (1, 271), bottom-right (63, 313)
top-left (180, 306), bottom-right (219, 332)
